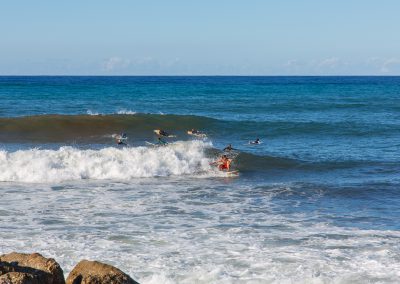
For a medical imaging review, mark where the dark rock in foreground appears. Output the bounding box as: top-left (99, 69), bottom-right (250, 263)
top-left (0, 252), bottom-right (65, 284)
top-left (66, 260), bottom-right (139, 284)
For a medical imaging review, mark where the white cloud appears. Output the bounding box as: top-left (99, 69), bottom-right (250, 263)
top-left (99, 56), bottom-right (188, 75)
top-left (282, 57), bottom-right (343, 75)
top-left (366, 57), bottom-right (381, 65)
top-left (102, 57), bottom-right (131, 71)
top-left (380, 58), bottom-right (400, 73)
top-left (365, 57), bottom-right (400, 74)
top-left (318, 57), bottom-right (340, 68)
top-left (284, 59), bottom-right (300, 67)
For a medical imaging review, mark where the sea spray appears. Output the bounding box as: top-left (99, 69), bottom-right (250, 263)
top-left (0, 141), bottom-right (215, 183)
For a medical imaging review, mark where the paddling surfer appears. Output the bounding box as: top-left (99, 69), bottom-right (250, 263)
top-left (223, 144), bottom-right (236, 152)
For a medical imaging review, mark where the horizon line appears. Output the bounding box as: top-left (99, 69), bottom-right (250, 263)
top-left (1, 74), bottom-right (400, 77)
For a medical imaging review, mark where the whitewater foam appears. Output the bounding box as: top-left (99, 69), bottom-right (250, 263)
top-left (86, 110), bottom-right (100, 115)
top-left (0, 141), bottom-right (215, 183)
top-left (1, 181), bottom-right (400, 283)
top-left (117, 109), bottom-right (137, 115)
top-left (87, 109), bottom-right (137, 115)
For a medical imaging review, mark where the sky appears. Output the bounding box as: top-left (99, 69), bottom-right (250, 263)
top-left (1, 0), bottom-right (400, 75)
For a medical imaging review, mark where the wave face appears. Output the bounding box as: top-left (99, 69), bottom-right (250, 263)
top-left (0, 114), bottom-right (217, 143)
top-left (0, 141), bottom-right (214, 183)
top-left (1, 112), bottom-right (399, 144)
top-left (0, 113), bottom-right (398, 181)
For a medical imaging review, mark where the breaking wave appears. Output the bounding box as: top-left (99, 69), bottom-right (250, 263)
top-left (0, 141), bottom-right (216, 183)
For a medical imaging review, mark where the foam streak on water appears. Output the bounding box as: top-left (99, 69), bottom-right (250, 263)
top-left (1, 181), bottom-right (400, 283)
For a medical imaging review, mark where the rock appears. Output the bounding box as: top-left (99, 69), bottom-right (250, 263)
top-left (0, 252), bottom-right (65, 284)
top-left (0, 271), bottom-right (38, 284)
top-left (66, 260), bottom-right (139, 284)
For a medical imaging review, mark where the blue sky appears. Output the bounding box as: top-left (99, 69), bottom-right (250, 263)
top-left (1, 0), bottom-right (400, 75)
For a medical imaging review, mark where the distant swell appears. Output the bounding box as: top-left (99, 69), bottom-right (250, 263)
top-left (232, 152), bottom-right (388, 172)
top-left (0, 114), bottom-right (217, 143)
top-left (0, 113), bottom-right (397, 143)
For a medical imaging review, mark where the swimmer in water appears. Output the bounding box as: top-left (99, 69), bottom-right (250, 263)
top-left (250, 138), bottom-right (260, 145)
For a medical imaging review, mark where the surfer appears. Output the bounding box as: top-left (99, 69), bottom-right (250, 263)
top-left (116, 133), bottom-right (127, 145)
top-left (156, 129), bottom-right (169, 137)
top-left (250, 138), bottom-right (260, 145)
top-left (187, 128), bottom-right (207, 138)
top-left (214, 155), bottom-right (231, 171)
top-left (223, 144), bottom-right (236, 152)
top-left (210, 155), bottom-right (231, 171)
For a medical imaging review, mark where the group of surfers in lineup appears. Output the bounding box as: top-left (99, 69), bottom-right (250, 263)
top-left (115, 129), bottom-right (261, 172)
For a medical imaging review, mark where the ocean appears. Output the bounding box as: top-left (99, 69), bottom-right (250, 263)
top-left (0, 76), bottom-right (399, 283)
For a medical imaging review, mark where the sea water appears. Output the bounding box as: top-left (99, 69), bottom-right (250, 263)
top-left (0, 76), bottom-right (399, 283)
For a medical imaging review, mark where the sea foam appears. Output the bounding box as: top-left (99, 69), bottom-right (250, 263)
top-left (0, 141), bottom-right (214, 183)
top-left (117, 109), bottom-right (137, 115)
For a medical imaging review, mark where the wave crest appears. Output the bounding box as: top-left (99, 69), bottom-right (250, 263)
top-left (0, 141), bottom-right (214, 183)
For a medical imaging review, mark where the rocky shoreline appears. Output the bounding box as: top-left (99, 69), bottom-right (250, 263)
top-left (0, 252), bottom-right (139, 284)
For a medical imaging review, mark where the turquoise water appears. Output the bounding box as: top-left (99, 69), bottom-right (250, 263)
top-left (0, 76), bottom-right (400, 283)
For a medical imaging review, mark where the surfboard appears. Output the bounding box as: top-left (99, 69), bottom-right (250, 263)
top-left (154, 130), bottom-right (176, 138)
top-left (187, 130), bottom-right (207, 138)
top-left (225, 170), bottom-right (239, 176)
top-left (112, 134), bottom-right (128, 140)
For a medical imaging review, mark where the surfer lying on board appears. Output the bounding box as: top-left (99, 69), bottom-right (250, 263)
top-left (156, 129), bottom-right (169, 137)
top-left (223, 144), bottom-right (237, 152)
top-left (187, 129), bottom-right (207, 138)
